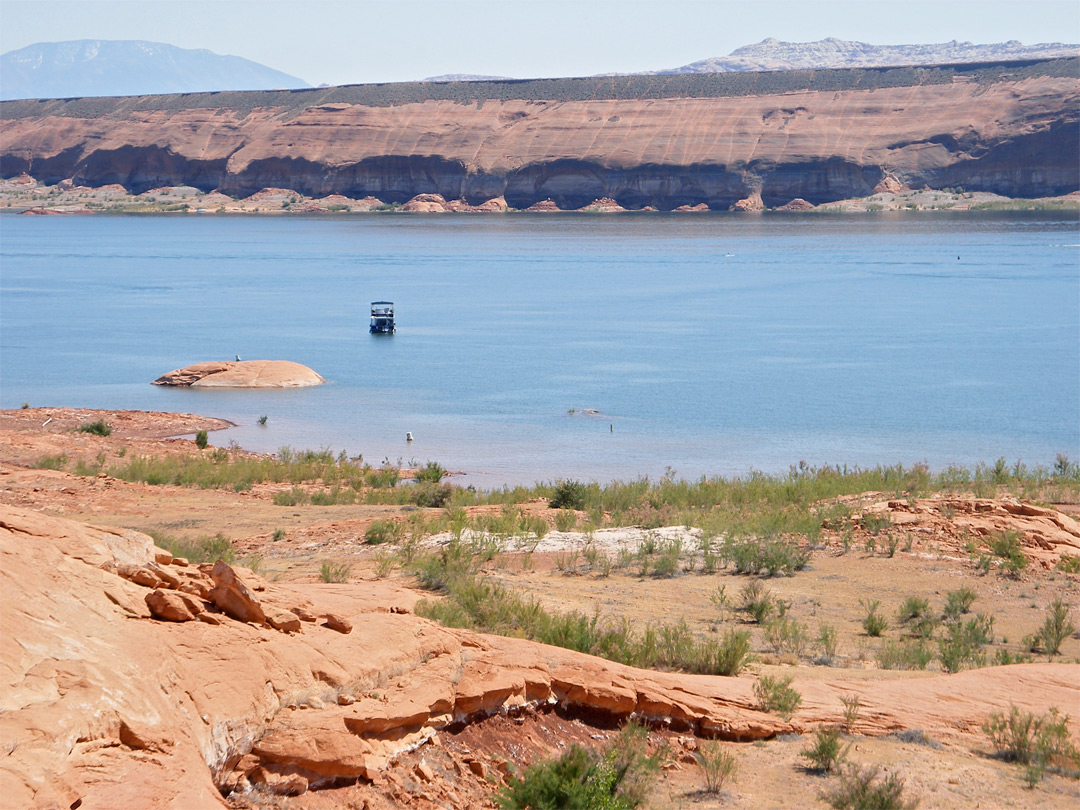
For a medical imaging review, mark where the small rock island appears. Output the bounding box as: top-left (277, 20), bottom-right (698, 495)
top-left (153, 360), bottom-right (325, 388)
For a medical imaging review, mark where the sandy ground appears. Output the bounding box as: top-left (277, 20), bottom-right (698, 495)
top-left (2, 407), bottom-right (1079, 809)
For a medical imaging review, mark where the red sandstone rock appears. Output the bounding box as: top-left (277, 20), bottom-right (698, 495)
top-left (777, 197), bottom-right (815, 210)
top-left (324, 613), bottom-right (352, 633)
top-left (673, 203), bottom-right (710, 212)
top-left (402, 193), bottom-right (452, 212)
top-left (209, 560), bottom-right (267, 625)
top-left (266, 608), bottom-right (302, 633)
top-left (525, 198), bottom-right (562, 212)
top-left (145, 589), bottom-right (200, 622)
top-left (731, 191), bottom-right (765, 211)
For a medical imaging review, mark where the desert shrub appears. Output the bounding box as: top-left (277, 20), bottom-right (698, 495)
top-left (554, 510), bottom-right (578, 532)
top-left (272, 528), bottom-right (286, 542)
top-left (151, 531), bottom-right (235, 564)
top-left (319, 561), bottom-right (351, 583)
top-left (764, 614), bottom-right (809, 657)
top-left (841, 694), bottom-right (861, 733)
top-left (364, 519), bottom-right (403, 545)
top-left (816, 623), bottom-right (840, 665)
top-left (943, 587), bottom-right (978, 621)
top-left (802, 726), bottom-right (850, 773)
top-left (694, 741), bottom-right (738, 793)
top-left (741, 581), bottom-right (779, 624)
top-left (1035, 598), bottom-right (1076, 658)
top-left (983, 705), bottom-right (1080, 784)
top-left (988, 530), bottom-right (1028, 576)
top-left (825, 765), bottom-right (918, 810)
top-left (700, 629), bottom-right (753, 676)
top-left (550, 479), bottom-right (588, 510)
top-left (193, 430), bottom-right (209, 449)
top-left (860, 599), bottom-right (888, 637)
top-left (411, 482), bottom-right (453, 507)
top-left (886, 729), bottom-right (941, 749)
top-left (877, 639), bottom-right (932, 671)
top-left (77, 419), bottom-right (111, 436)
top-left (938, 614), bottom-right (994, 673)
top-left (649, 539), bottom-right (681, 578)
top-left (754, 674), bottom-right (802, 720)
top-left (35, 454), bottom-right (68, 470)
top-left (721, 536), bottom-right (809, 576)
top-left (860, 512), bottom-right (892, 536)
top-left (1056, 555), bottom-right (1080, 574)
top-left (498, 721), bottom-right (659, 810)
top-left (896, 596), bottom-right (931, 625)
top-left (414, 461), bottom-right (446, 484)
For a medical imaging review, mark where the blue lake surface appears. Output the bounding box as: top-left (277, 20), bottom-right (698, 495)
top-left (1, 212), bottom-right (1077, 487)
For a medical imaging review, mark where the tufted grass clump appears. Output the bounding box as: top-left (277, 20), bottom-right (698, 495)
top-left (364, 519), bottom-right (404, 545)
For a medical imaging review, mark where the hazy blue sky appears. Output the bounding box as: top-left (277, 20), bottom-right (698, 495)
top-left (3, 0), bottom-right (1078, 85)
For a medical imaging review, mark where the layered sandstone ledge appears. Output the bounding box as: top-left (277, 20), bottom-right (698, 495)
top-left (1, 59), bottom-right (1076, 208)
top-left (2, 505), bottom-right (1077, 808)
top-left (153, 360), bottom-right (325, 388)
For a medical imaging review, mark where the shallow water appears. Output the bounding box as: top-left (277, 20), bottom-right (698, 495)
top-left (1, 211), bottom-right (1077, 486)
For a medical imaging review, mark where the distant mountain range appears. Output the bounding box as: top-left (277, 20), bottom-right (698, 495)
top-left (3, 38), bottom-right (1077, 101)
top-left (651, 38), bottom-right (1079, 74)
top-left (0, 40), bottom-right (310, 100)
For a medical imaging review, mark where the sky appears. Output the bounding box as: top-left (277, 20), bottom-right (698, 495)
top-left (2, 0), bottom-right (1079, 85)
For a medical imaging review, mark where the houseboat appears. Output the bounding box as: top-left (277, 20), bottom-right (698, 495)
top-left (370, 301), bottom-right (395, 334)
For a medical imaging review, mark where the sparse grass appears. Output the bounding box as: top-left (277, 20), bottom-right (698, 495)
top-left (35, 454), bottom-right (68, 470)
top-left (877, 638), bottom-right (932, 671)
top-left (943, 587), bottom-right (978, 621)
top-left (319, 561), bottom-right (351, 583)
top-left (364, 520), bottom-right (404, 545)
top-left (841, 695), bottom-right (861, 733)
top-left (554, 510), bottom-right (578, 532)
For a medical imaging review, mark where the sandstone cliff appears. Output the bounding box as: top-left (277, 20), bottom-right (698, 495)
top-left (1, 59), bottom-right (1077, 209)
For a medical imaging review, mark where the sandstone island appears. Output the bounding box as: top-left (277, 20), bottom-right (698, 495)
top-left (1, 58), bottom-right (1077, 214)
top-left (1, 407), bottom-right (1079, 809)
top-left (153, 360), bottom-right (325, 389)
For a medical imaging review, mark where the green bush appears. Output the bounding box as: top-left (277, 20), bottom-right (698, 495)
top-left (412, 482), bottom-right (453, 507)
top-left (1056, 555), bottom-right (1080, 574)
top-left (764, 614), bottom-right (809, 657)
top-left (802, 726), bottom-right (850, 773)
top-left (720, 536), bottom-right (809, 576)
top-left (938, 614), bottom-right (994, 673)
top-left (498, 722), bottom-right (659, 810)
top-left (896, 596), bottom-right (931, 625)
top-left (754, 674), bottom-right (802, 720)
top-left (194, 430), bottom-right (208, 449)
top-left (741, 581), bottom-right (779, 624)
top-left (77, 419), bottom-right (112, 436)
top-left (825, 765), bottom-right (918, 810)
top-left (550, 480), bottom-right (588, 510)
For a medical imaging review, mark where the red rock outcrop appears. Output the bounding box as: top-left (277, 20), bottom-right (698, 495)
top-left (3, 59), bottom-right (1075, 208)
top-left (152, 360), bottom-right (325, 388)
top-left (3, 505), bottom-right (1078, 809)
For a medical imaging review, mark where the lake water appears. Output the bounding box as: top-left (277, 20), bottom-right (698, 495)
top-left (1, 212), bottom-right (1077, 487)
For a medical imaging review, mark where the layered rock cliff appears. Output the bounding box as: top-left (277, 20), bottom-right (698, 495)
top-left (1, 59), bottom-right (1077, 209)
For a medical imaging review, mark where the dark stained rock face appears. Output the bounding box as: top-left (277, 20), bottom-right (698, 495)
top-left (1, 60), bottom-right (1077, 208)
